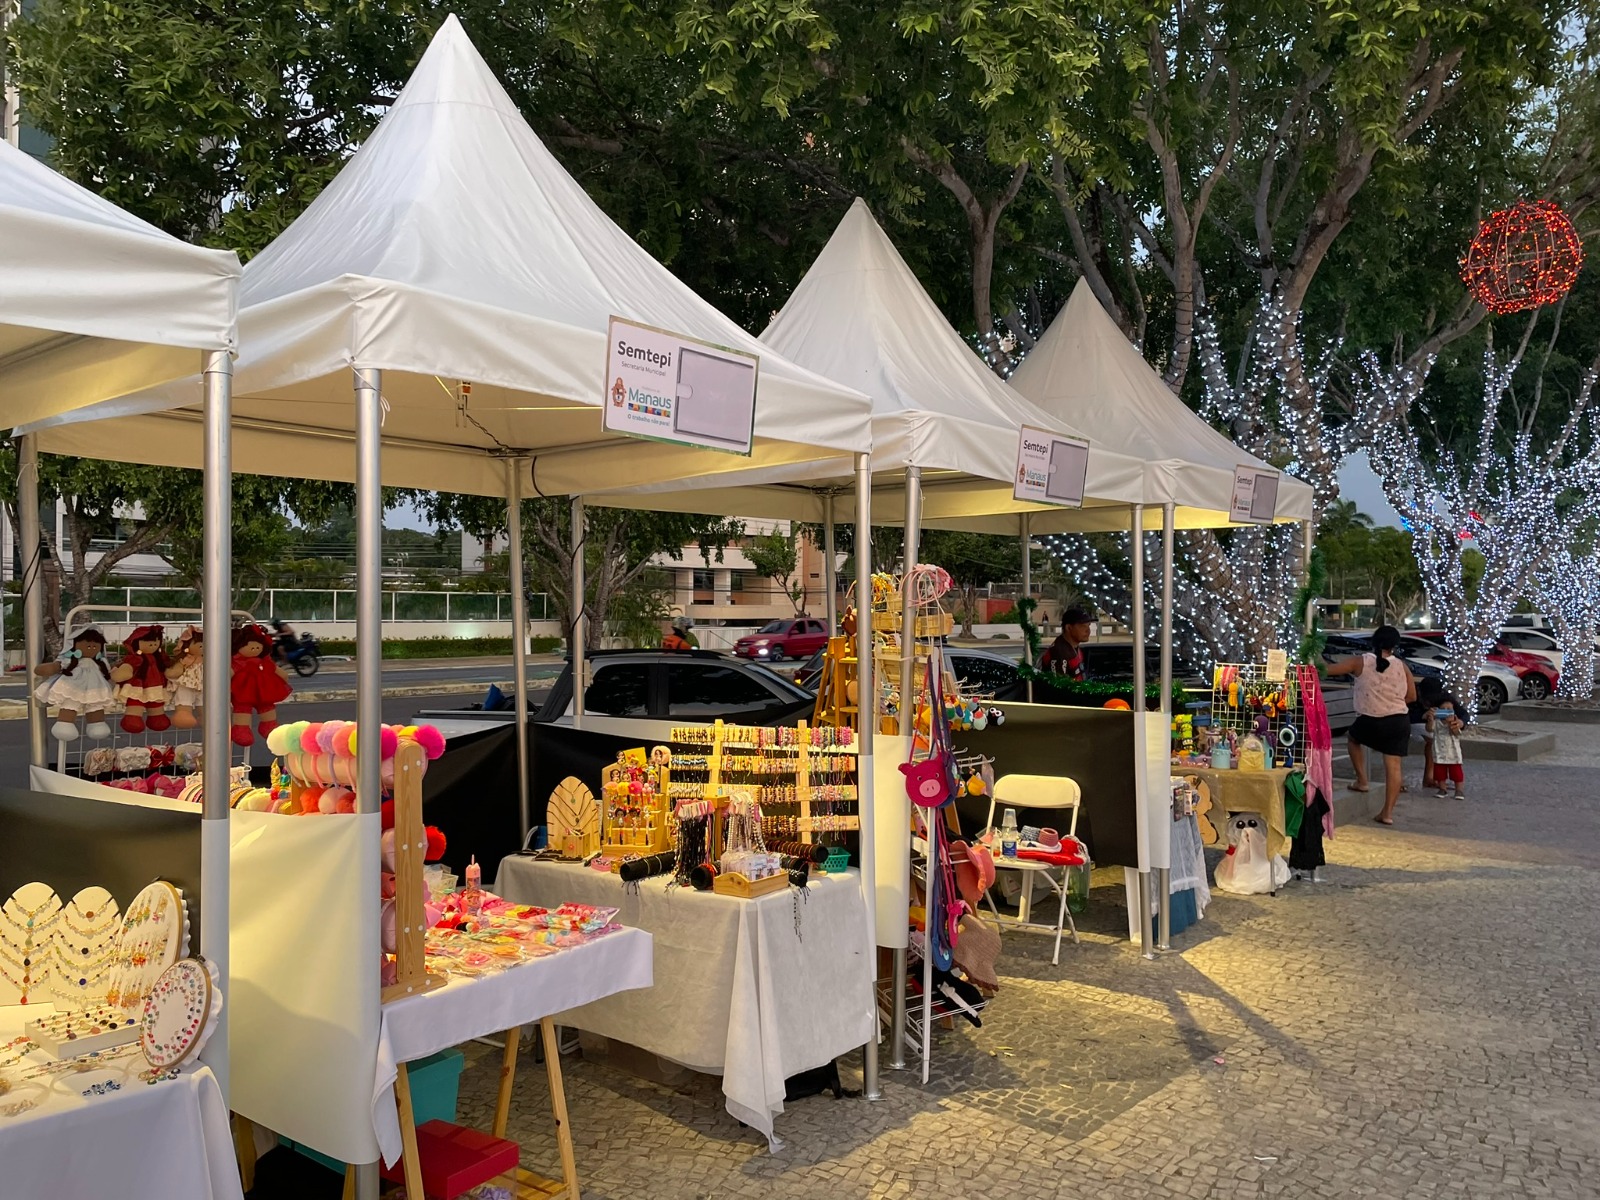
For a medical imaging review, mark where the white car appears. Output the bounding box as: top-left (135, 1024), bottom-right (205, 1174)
top-left (1399, 637), bottom-right (1529, 714)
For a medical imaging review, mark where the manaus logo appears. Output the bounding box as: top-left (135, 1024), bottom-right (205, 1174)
top-left (611, 377), bottom-right (626, 406)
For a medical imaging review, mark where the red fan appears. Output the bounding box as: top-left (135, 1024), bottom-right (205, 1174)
top-left (1459, 200), bottom-right (1584, 314)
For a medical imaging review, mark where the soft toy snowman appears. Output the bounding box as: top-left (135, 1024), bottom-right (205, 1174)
top-left (1213, 813), bottom-right (1290, 894)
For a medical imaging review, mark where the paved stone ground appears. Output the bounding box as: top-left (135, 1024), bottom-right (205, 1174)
top-left (455, 751), bottom-right (1600, 1199)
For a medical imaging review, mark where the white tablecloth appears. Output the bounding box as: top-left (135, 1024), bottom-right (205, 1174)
top-left (373, 926), bottom-right (653, 1166)
top-left (0, 1005), bottom-right (243, 1200)
top-left (496, 859), bottom-right (875, 1149)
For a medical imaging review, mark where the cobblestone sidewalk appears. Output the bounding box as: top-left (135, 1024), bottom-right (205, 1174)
top-left (457, 755), bottom-right (1600, 1199)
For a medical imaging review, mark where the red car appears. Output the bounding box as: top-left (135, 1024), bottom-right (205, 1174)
top-left (1405, 631), bottom-right (1559, 699)
top-left (732, 617), bottom-right (830, 662)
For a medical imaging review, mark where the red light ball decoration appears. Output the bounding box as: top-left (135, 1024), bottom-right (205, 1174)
top-left (1459, 200), bottom-right (1584, 314)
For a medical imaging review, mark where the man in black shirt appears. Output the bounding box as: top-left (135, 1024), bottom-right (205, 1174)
top-left (1041, 606), bottom-right (1093, 681)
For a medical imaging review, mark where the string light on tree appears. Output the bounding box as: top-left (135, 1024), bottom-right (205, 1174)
top-left (1459, 200), bottom-right (1585, 315)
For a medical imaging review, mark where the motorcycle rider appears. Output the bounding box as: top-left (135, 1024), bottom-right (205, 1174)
top-left (270, 618), bottom-right (299, 663)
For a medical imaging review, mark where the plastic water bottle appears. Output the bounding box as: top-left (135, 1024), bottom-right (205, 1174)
top-left (999, 808), bottom-right (1019, 859)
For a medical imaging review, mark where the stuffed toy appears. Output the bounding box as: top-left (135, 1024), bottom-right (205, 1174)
top-left (168, 625), bottom-right (205, 730)
top-left (110, 624), bottom-right (171, 733)
top-left (33, 624), bottom-right (115, 742)
top-left (1212, 813), bottom-right (1290, 895)
top-left (230, 624), bottom-right (292, 747)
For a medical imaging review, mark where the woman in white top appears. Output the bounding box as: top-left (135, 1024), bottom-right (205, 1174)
top-left (1324, 625), bottom-right (1416, 825)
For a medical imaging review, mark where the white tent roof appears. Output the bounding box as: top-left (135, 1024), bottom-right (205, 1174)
top-left (18, 16), bottom-right (870, 496)
top-left (1008, 278), bottom-right (1314, 525)
top-left (586, 199), bottom-right (1149, 531)
top-left (0, 140), bottom-right (239, 430)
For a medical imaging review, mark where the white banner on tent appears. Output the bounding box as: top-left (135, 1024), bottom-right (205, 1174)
top-left (603, 316), bottom-right (758, 455)
top-left (1013, 424), bottom-right (1089, 508)
top-left (1229, 464), bottom-right (1281, 524)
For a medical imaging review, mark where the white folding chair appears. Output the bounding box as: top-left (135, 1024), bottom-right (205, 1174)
top-left (983, 773), bottom-right (1083, 964)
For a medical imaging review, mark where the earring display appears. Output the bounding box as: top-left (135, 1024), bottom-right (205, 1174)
top-left (140, 956), bottom-right (222, 1071)
top-left (104, 881), bottom-right (189, 1018)
top-left (599, 749), bottom-right (672, 863)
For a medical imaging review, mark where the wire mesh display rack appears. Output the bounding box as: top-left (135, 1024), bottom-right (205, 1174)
top-left (1207, 662), bottom-right (1309, 770)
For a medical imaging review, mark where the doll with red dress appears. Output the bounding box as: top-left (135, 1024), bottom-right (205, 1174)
top-left (110, 624), bottom-right (171, 733)
top-left (231, 624), bottom-right (292, 747)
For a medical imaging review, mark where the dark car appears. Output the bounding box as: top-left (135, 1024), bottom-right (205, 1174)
top-left (731, 617), bottom-right (831, 663)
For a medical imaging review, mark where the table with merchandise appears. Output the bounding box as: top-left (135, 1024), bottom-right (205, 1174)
top-left (374, 894), bottom-right (653, 1198)
top-left (496, 857), bottom-right (873, 1149)
top-left (0, 1003), bottom-right (242, 1200)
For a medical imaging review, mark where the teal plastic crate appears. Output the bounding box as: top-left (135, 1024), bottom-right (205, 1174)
top-left (287, 1047), bottom-right (465, 1174)
top-left (821, 846), bottom-right (851, 874)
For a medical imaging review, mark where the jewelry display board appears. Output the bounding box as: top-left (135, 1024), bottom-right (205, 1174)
top-left (1205, 663), bottom-right (1308, 770)
top-left (141, 956), bottom-right (222, 1072)
top-left (668, 721), bottom-right (858, 849)
top-left (0, 883), bottom-right (63, 1005)
top-left (49, 887), bottom-right (121, 1008)
top-left (104, 881), bottom-right (189, 1020)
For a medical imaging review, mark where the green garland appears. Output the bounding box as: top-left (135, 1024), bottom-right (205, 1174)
top-left (1013, 596), bottom-right (1184, 707)
top-left (1292, 545), bottom-right (1329, 665)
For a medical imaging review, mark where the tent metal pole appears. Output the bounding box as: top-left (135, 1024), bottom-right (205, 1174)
top-left (1130, 504), bottom-right (1153, 960)
top-left (853, 454), bottom-right (880, 1100)
top-left (823, 493), bottom-right (837, 632)
top-left (18, 433), bottom-right (45, 768)
top-left (353, 366), bottom-right (384, 1200)
top-left (199, 349), bottom-right (233, 1097)
top-left (1157, 502), bottom-right (1175, 952)
top-left (570, 495), bottom-right (585, 723)
top-left (1020, 511), bottom-right (1033, 701)
top-left (355, 366), bottom-right (384, 816)
top-left (890, 465), bottom-right (922, 1071)
top-left (507, 458), bottom-right (531, 843)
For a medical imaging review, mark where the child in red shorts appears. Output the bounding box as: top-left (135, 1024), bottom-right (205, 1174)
top-left (1428, 695), bottom-right (1466, 799)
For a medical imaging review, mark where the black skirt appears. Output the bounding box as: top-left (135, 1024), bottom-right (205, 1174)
top-left (1349, 712), bottom-right (1412, 757)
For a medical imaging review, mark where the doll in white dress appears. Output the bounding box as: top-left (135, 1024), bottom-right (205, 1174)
top-left (34, 625), bottom-right (116, 742)
top-left (168, 625), bottom-right (205, 730)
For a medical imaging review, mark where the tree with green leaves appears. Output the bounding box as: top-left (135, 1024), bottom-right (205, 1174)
top-left (0, 445), bottom-right (351, 652)
top-left (413, 493), bottom-right (740, 650)
top-left (744, 528), bottom-right (806, 616)
top-left (918, 529), bottom-right (1023, 637)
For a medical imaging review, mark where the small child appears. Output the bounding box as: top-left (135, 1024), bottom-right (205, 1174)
top-left (1428, 695), bottom-right (1466, 799)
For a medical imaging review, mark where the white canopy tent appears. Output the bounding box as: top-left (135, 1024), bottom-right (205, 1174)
top-left (586, 199), bottom-right (1169, 1065)
top-left (1, 139), bottom-right (240, 1094)
top-left (16, 18), bottom-right (871, 498)
top-left (1009, 278), bottom-right (1315, 526)
top-left (13, 15), bottom-right (885, 1130)
top-left (1012, 278), bottom-right (1318, 954)
top-left (584, 199), bottom-right (1149, 532)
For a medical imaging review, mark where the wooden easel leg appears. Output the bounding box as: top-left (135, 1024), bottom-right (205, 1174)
top-left (493, 1025), bottom-right (522, 1139)
top-left (539, 1017), bottom-right (581, 1199)
top-left (232, 1114), bottom-right (258, 1193)
top-left (341, 1164), bottom-right (357, 1200)
top-left (395, 1062), bottom-right (426, 1200)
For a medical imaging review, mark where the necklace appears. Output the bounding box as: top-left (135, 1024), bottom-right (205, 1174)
top-left (63, 899), bottom-right (119, 942)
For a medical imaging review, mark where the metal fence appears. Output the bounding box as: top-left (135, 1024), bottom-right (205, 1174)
top-left (72, 587), bottom-right (551, 625)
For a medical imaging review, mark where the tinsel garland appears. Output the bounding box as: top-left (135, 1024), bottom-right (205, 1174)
top-left (1013, 596), bottom-right (1185, 707)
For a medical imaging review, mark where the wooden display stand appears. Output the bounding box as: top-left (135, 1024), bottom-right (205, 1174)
top-left (711, 871), bottom-right (790, 899)
top-left (382, 741), bottom-right (448, 1004)
top-left (547, 778), bottom-right (601, 860)
top-left (599, 759), bottom-right (672, 861)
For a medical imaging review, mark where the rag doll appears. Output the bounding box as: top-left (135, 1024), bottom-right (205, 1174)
top-left (230, 624), bottom-right (292, 747)
top-left (33, 625), bottom-right (115, 742)
top-left (168, 625), bottom-right (205, 730)
top-left (109, 625), bottom-right (171, 733)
